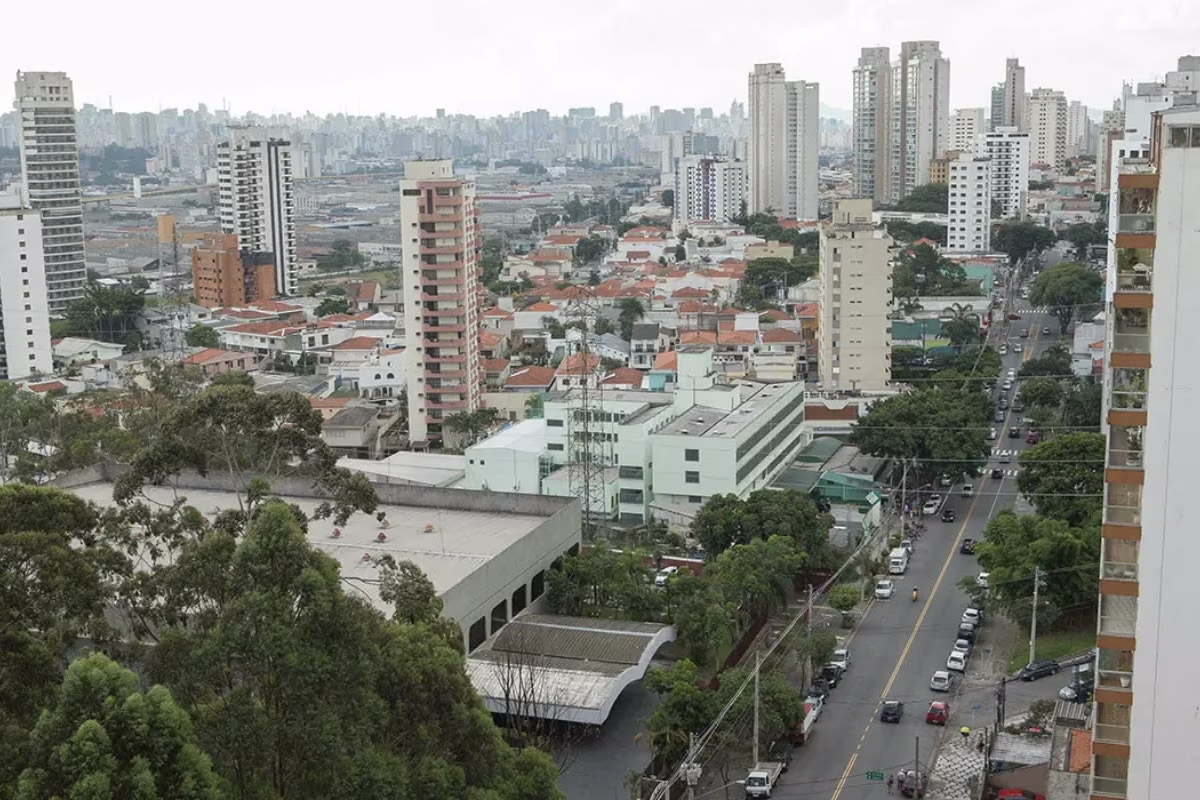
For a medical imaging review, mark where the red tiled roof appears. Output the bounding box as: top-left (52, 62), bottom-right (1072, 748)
top-left (182, 347), bottom-right (239, 364)
top-left (803, 402), bottom-right (859, 420)
top-left (481, 358), bottom-right (511, 374)
top-left (225, 320), bottom-right (292, 336)
top-left (505, 365), bottom-right (557, 387)
top-left (309, 397), bottom-right (352, 410)
top-left (556, 352), bottom-right (602, 376)
top-left (718, 330), bottom-right (757, 346)
top-left (356, 281), bottom-right (380, 302)
top-left (679, 330), bottom-right (718, 345)
top-left (1068, 729), bottom-right (1092, 773)
top-left (672, 287), bottom-right (709, 298)
top-left (794, 302), bottom-right (820, 319)
top-left (762, 328), bottom-right (802, 343)
top-left (601, 368), bottom-right (645, 388)
top-left (653, 351), bottom-right (678, 370)
top-left (760, 308), bottom-right (790, 321)
top-left (331, 336), bottom-right (381, 351)
top-left (525, 302), bottom-right (559, 312)
top-left (480, 331), bottom-right (507, 347)
top-left (626, 250), bottom-right (651, 260)
top-left (27, 380), bottom-right (67, 393)
top-left (545, 234), bottom-right (582, 246)
top-left (482, 307), bottom-right (515, 318)
top-left (678, 301), bottom-right (718, 314)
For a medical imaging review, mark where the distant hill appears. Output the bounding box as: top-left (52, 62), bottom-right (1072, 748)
top-left (819, 103), bottom-right (852, 123)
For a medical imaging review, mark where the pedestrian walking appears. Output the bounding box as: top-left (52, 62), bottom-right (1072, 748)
top-left (886, 773), bottom-right (895, 794)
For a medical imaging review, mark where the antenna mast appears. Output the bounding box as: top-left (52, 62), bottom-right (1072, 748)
top-left (564, 287), bottom-right (609, 532)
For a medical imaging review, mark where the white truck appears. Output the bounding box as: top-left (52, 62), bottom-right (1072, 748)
top-left (744, 761), bottom-right (786, 798)
top-left (888, 547), bottom-right (910, 575)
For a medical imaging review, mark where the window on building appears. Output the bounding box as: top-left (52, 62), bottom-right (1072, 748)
top-left (547, 443), bottom-right (564, 451)
top-left (685, 448), bottom-right (699, 462)
top-left (685, 471), bottom-right (699, 484)
top-left (546, 418), bottom-right (564, 427)
top-left (688, 495), bottom-right (702, 504)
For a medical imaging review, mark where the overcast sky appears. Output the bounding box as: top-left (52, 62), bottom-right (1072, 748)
top-left (6, 0), bottom-right (1198, 119)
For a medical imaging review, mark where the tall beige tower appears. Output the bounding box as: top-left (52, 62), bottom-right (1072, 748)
top-left (852, 47), bottom-right (892, 205)
top-left (398, 160), bottom-right (484, 447)
top-left (747, 63), bottom-right (819, 220)
top-left (13, 71), bottom-right (86, 314)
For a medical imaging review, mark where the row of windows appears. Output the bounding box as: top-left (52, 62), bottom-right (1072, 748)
top-left (737, 404), bottom-right (804, 483)
top-left (735, 391), bottom-right (804, 459)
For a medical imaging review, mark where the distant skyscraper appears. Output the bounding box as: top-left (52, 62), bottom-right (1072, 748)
top-left (946, 152), bottom-right (991, 253)
top-left (609, 102), bottom-right (623, 121)
top-left (13, 71), bottom-right (86, 314)
top-left (747, 63), bottom-right (819, 220)
top-left (398, 160), bottom-right (483, 447)
top-left (217, 127), bottom-right (298, 296)
top-left (1002, 58), bottom-right (1026, 129)
top-left (673, 155), bottom-right (747, 225)
top-left (978, 127), bottom-right (1030, 219)
top-left (889, 41), bottom-right (951, 202)
top-left (1067, 100), bottom-right (1089, 158)
top-left (1026, 88), bottom-right (1069, 169)
top-left (950, 108), bottom-right (985, 152)
top-left (0, 193), bottom-right (53, 379)
top-left (852, 47), bottom-right (892, 204)
top-left (990, 84), bottom-right (1005, 130)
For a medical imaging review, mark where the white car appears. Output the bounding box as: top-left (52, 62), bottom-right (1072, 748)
top-left (875, 579), bottom-right (895, 599)
top-left (946, 651), bottom-right (968, 672)
top-left (962, 608), bottom-right (983, 626)
top-left (1013, 342), bottom-right (1023, 353)
top-left (954, 638), bottom-right (972, 656)
top-left (930, 670), bottom-right (953, 692)
top-left (1007, 368), bottom-right (1016, 378)
top-left (961, 484), bottom-right (974, 497)
top-left (987, 427), bottom-right (997, 440)
top-left (830, 648), bottom-right (852, 671)
top-left (654, 566), bottom-right (679, 586)
top-left (922, 499), bottom-right (941, 515)
top-left (999, 344), bottom-right (1008, 355)
top-left (977, 572), bottom-right (990, 588)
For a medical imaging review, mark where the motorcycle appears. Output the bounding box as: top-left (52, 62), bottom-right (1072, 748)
top-left (911, 588), bottom-right (919, 602)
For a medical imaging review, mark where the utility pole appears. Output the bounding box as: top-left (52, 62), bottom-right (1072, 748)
top-left (806, 584), bottom-right (814, 636)
top-left (683, 733), bottom-right (701, 800)
top-left (914, 735), bottom-right (921, 791)
top-left (996, 677), bottom-right (1007, 729)
top-left (1029, 567), bottom-right (1042, 666)
top-left (752, 651), bottom-right (761, 766)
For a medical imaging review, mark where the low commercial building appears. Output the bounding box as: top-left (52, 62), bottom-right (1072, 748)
top-left (191, 233), bottom-right (276, 309)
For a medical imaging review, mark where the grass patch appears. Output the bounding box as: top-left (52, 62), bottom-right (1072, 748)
top-left (1008, 627), bottom-right (1095, 673)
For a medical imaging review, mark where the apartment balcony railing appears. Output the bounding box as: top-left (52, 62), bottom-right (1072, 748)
top-left (1109, 366), bottom-right (1148, 411)
top-left (1117, 214), bottom-right (1155, 234)
top-left (1098, 594), bottom-right (1138, 637)
top-left (1101, 559), bottom-right (1138, 581)
top-left (1094, 722), bottom-right (1131, 745)
top-left (1105, 482), bottom-right (1142, 526)
top-left (1107, 446), bottom-right (1144, 470)
top-left (424, 369), bottom-right (466, 379)
top-left (1097, 646), bottom-right (1135, 691)
top-left (421, 292), bottom-right (464, 302)
top-left (1091, 776), bottom-right (1128, 798)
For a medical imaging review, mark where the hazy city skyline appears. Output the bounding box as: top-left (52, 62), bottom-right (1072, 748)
top-left (6, 0), bottom-right (1197, 119)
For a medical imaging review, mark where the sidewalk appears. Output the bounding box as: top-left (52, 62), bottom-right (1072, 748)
top-left (927, 727), bottom-right (987, 800)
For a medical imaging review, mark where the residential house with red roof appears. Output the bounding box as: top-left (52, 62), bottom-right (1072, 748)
top-left (181, 348), bottom-right (258, 377)
top-left (554, 352), bottom-right (603, 391)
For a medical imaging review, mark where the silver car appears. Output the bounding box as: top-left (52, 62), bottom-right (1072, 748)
top-left (930, 670), bottom-right (953, 692)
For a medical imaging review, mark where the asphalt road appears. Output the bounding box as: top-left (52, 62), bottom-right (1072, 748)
top-left (769, 299), bottom-right (1065, 800)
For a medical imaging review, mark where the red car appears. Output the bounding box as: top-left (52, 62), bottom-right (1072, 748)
top-left (1007, 312), bottom-right (1022, 320)
top-left (1026, 431), bottom-right (1041, 444)
top-left (925, 701), bottom-right (949, 725)
top-left (997, 791), bottom-right (1045, 800)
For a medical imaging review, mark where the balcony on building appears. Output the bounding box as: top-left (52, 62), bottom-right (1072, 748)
top-left (1096, 644), bottom-right (1135, 692)
top-left (1093, 699), bottom-right (1132, 745)
top-left (1109, 367), bottom-right (1148, 413)
top-left (1104, 482), bottom-right (1142, 528)
top-left (1101, 536), bottom-right (1139, 584)
top-left (1106, 423), bottom-right (1144, 472)
top-left (1115, 248), bottom-right (1153, 294)
top-left (1098, 594), bottom-right (1137, 638)
top-left (1091, 754), bottom-right (1129, 798)
top-left (1116, 186), bottom-right (1156, 235)
top-left (1111, 307), bottom-right (1150, 355)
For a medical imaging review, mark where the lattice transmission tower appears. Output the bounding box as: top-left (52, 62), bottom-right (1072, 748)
top-left (562, 288), bottom-right (611, 528)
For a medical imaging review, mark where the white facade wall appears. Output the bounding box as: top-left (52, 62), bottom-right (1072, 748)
top-left (852, 47), bottom-right (892, 205)
top-left (747, 64), bottom-right (819, 220)
top-left (889, 41), bottom-right (951, 202)
top-left (1026, 88), bottom-right (1069, 169)
top-left (819, 200), bottom-right (894, 391)
top-left (946, 154), bottom-right (992, 253)
top-left (0, 197), bottom-right (53, 379)
top-left (673, 156), bottom-right (747, 225)
top-left (1066, 100), bottom-right (1089, 159)
top-left (950, 108), bottom-right (985, 153)
top-left (217, 127), bottom-right (298, 296)
top-left (13, 71), bottom-right (86, 314)
top-left (1127, 107), bottom-right (1200, 800)
top-left (978, 127), bottom-right (1030, 219)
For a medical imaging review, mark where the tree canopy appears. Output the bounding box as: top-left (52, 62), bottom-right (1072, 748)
top-left (885, 183), bottom-right (948, 214)
top-left (317, 239), bottom-right (366, 272)
top-left (690, 489), bottom-right (832, 560)
top-left (849, 389), bottom-right (990, 482)
top-left (993, 221), bottom-right (1056, 265)
top-left (1016, 432), bottom-right (1105, 526)
top-left (1018, 344), bottom-right (1072, 379)
top-left (1018, 376), bottom-right (1065, 409)
top-left (1029, 263), bottom-right (1105, 332)
top-left (1060, 222), bottom-right (1107, 261)
top-left (184, 324), bottom-right (220, 348)
top-left (893, 244), bottom-right (971, 297)
top-left (738, 256), bottom-right (817, 308)
top-left (315, 296), bottom-right (353, 317)
top-left (63, 284), bottom-right (147, 349)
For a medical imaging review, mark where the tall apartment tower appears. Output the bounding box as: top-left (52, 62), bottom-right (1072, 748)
top-left (978, 127), bottom-right (1031, 219)
top-left (1067, 100), bottom-right (1090, 158)
top-left (673, 155), bottom-right (747, 225)
top-left (1001, 58), bottom-right (1026, 129)
top-left (852, 47), bottom-right (892, 204)
top-left (818, 199), bottom-right (894, 391)
top-left (945, 153), bottom-right (991, 253)
top-left (0, 193), bottom-right (53, 379)
top-left (1091, 102), bottom-right (1200, 800)
top-left (747, 63), bottom-right (819, 220)
top-left (398, 160), bottom-right (483, 447)
top-left (191, 233), bottom-right (276, 309)
top-left (889, 41), bottom-right (951, 203)
top-left (950, 108), bottom-right (985, 152)
top-left (1025, 88), bottom-right (1069, 169)
top-left (217, 127), bottom-right (297, 297)
top-left (989, 84), bottom-right (1005, 130)
top-left (13, 71), bottom-right (86, 314)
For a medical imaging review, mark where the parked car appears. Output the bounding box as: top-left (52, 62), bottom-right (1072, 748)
top-left (767, 740), bottom-right (794, 771)
top-left (881, 700), bottom-right (905, 723)
top-left (654, 566), bottom-right (679, 586)
top-left (988, 426), bottom-right (998, 439)
top-left (820, 663), bottom-right (844, 688)
top-left (875, 579), bottom-right (895, 599)
top-left (958, 622), bottom-right (977, 642)
top-left (960, 538), bottom-right (976, 554)
top-left (946, 650), bottom-right (967, 672)
top-left (830, 648), bottom-right (852, 672)
top-left (806, 679), bottom-right (831, 701)
top-left (954, 638), bottom-right (972, 656)
top-left (1018, 660), bottom-right (1060, 681)
top-left (926, 701), bottom-right (950, 725)
top-left (941, 507), bottom-right (956, 523)
top-left (929, 670), bottom-right (953, 692)
top-left (1059, 678), bottom-right (1094, 702)
top-left (963, 607), bottom-right (983, 626)
top-left (900, 538), bottom-right (914, 554)
top-left (922, 499), bottom-right (941, 515)
top-left (977, 572), bottom-right (990, 588)
top-left (994, 411), bottom-right (1006, 423)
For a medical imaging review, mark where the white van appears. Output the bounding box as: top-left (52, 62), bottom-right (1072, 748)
top-left (888, 547), bottom-right (910, 575)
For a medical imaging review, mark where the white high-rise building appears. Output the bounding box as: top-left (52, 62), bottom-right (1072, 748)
top-left (1092, 100), bottom-right (1200, 800)
top-left (673, 155), bottom-right (747, 225)
top-left (889, 41), bottom-right (951, 202)
top-left (978, 127), bottom-right (1030, 219)
top-left (1067, 100), bottom-right (1090, 158)
top-left (1026, 88), bottom-right (1069, 169)
top-left (946, 153), bottom-right (991, 253)
top-left (950, 108), bottom-right (985, 152)
top-left (747, 63), bottom-right (819, 220)
top-left (819, 199), bottom-right (894, 392)
top-left (1165, 54), bottom-right (1200, 92)
top-left (852, 47), bottom-right (892, 205)
top-left (1001, 58), bottom-right (1026, 129)
top-left (217, 127), bottom-right (297, 296)
top-left (13, 71), bottom-right (86, 314)
top-left (0, 193), bottom-right (53, 379)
